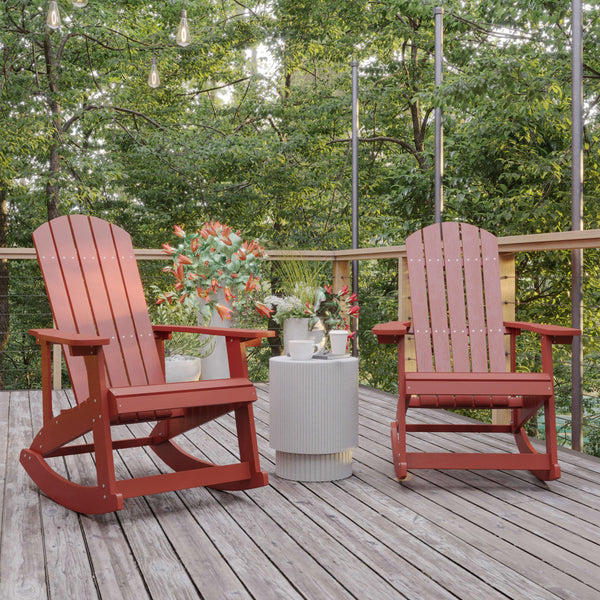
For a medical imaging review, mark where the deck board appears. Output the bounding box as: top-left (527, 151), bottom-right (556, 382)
top-left (2, 385), bottom-right (600, 600)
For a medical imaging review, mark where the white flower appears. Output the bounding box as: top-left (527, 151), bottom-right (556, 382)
top-left (263, 294), bottom-right (308, 324)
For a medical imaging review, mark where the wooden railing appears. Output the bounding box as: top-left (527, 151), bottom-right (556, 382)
top-left (4, 228), bottom-right (600, 448)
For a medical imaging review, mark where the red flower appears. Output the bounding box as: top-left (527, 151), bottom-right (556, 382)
top-left (245, 273), bottom-right (259, 292)
top-left (173, 225), bottom-right (185, 238)
top-left (210, 278), bottom-right (221, 292)
top-left (224, 286), bottom-right (234, 303)
top-left (177, 254), bottom-right (193, 265)
top-left (162, 243), bottom-right (175, 255)
top-left (347, 293), bottom-right (358, 303)
top-left (214, 303), bottom-right (233, 320)
top-left (254, 302), bottom-right (273, 318)
top-left (348, 305), bottom-right (360, 316)
top-left (339, 285), bottom-right (349, 296)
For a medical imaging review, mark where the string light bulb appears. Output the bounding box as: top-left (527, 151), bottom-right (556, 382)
top-left (176, 8), bottom-right (191, 47)
top-left (72, 0), bottom-right (89, 7)
top-left (148, 56), bottom-right (160, 88)
top-left (46, 1), bottom-right (61, 29)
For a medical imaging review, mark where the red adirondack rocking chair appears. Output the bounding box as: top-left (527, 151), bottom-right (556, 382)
top-left (21, 215), bottom-right (274, 513)
top-left (373, 222), bottom-right (580, 481)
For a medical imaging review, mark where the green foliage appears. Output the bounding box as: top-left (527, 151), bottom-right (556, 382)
top-left (3, 261), bottom-right (53, 390)
top-left (150, 287), bottom-right (214, 358)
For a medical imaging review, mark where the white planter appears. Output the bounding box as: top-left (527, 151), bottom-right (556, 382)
top-left (283, 318), bottom-right (311, 355)
top-left (199, 290), bottom-right (232, 380)
top-left (165, 356), bottom-right (202, 383)
top-left (283, 317), bottom-right (326, 355)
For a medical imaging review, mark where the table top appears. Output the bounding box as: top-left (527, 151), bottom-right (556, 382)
top-left (270, 355), bottom-right (358, 365)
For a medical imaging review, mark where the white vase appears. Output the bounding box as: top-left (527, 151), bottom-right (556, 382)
top-left (283, 318), bottom-right (311, 355)
top-left (165, 356), bottom-right (202, 383)
top-left (199, 290), bottom-right (232, 380)
top-left (283, 317), bottom-right (326, 355)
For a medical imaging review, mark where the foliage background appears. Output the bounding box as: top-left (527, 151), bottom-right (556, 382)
top-left (1, 0), bottom-right (600, 450)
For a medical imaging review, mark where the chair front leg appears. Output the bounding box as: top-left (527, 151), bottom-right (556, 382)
top-left (82, 351), bottom-right (118, 496)
top-left (39, 340), bottom-right (54, 425)
top-left (391, 337), bottom-right (409, 479)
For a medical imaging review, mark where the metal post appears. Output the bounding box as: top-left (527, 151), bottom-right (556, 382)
top-left (434, 7), bottom-right (444, 224)
top-left (571, 0), bottom-right (584, 451)
top-left (351, 60), bottom-right (359, 357)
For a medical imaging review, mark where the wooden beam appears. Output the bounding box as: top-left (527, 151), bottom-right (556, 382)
top-left (5, 228), bottom-right (600, 263)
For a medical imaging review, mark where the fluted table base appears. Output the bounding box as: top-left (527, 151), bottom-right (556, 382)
top-left (275, 450), bottom-right (353, 481)
top-left (269, 356), bottom-right (359, 482)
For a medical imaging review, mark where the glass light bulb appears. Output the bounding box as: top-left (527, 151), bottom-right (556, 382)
top-left (72, 0), bottom-right (88, 7)
top-left (176, 9), bottom-right (191, 47)
top-left (148, 57), bottom-right (160, 88)
top-left (46, 1), bottom-right (61, 29)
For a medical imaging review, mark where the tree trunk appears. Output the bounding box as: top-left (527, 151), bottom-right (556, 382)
top-left (43, 34), bottom-right (62, 221)
top-left (0, 187), bottom-right (8, 389)
top-left (46, 142), bottom-right (61, 221)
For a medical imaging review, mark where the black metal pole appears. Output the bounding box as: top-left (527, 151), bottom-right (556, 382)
top-left (434, 7), bottom-right (444, 225)
top-left (571, 0), bottom-right (584, 451)
top-left (351, 60), bottom-right (359, 357)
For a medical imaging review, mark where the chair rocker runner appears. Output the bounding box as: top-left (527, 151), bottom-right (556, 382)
top-left (373, 222), bottom-right (580, 482)
top-left (21, 215), bottom-right (274, 514)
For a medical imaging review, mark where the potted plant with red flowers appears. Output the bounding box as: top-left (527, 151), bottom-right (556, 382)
top-left (158, 222), bottom-right (272, 378)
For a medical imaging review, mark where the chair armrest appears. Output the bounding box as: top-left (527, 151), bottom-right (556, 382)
top-left (504, 321), bottom-right (581, 344)
top-left (152, 325), bottom-right (275, 342)
top-left (30, 328), bottom-right (110, 350)
top-left (372, 321), bottom-right (412, 344)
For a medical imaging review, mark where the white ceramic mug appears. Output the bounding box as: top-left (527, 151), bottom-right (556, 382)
top-left (329, 329), bottom-right (350, 355)
top-left (289, 339), bottom-right (319, 360)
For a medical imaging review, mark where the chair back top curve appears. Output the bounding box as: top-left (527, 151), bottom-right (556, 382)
top-left (406, 222), bottom-right (506, 374)
top-left (33, 215), bottom-right (165, 402)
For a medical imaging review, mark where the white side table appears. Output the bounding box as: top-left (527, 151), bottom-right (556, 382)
top-left (269, 356), bottom-right (359, 481)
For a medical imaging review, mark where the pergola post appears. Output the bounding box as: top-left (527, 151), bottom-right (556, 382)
top-left (351, 60), bottom-right (360, 356)
top-left (434, 6), bottom-right (444, 225)
top-left (571, 0), bottom-right (584, 451)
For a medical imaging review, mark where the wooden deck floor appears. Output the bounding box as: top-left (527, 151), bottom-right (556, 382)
top-left (1, 384), bottom-right (600, 600)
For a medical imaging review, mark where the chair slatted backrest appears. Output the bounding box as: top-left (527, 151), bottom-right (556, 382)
top-left (33, 215), bottom-right (165, 403)
top-left (406, 222), bottom-right (506, 373)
